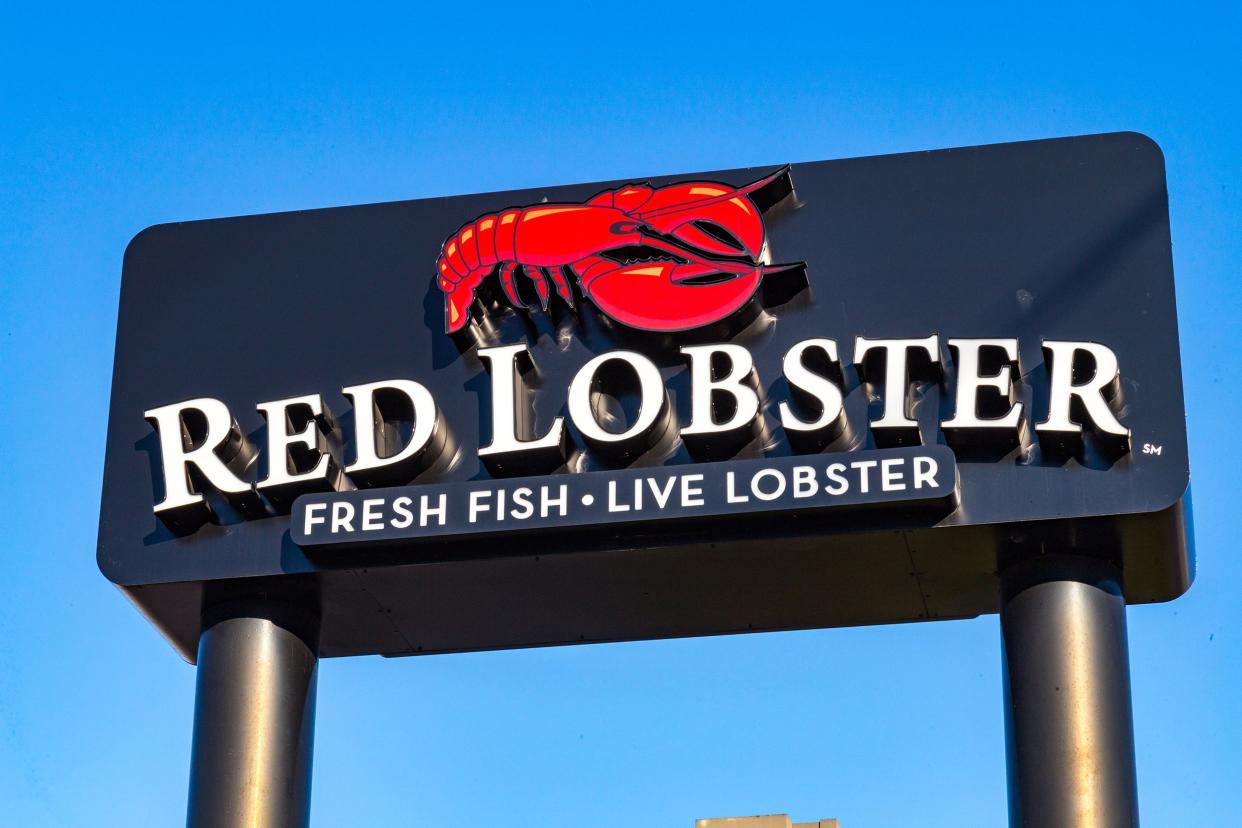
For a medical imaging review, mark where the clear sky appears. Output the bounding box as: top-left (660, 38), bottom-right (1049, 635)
top-left (1, 3), bottom-right (1239, 825)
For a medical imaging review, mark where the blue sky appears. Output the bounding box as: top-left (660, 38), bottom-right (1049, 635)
top-left (1, 2), bottom-right (1239, 825)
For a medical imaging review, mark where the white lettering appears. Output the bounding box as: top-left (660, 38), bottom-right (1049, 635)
top-left (751, 469), bottom-right (786, 501)
top-left (825, 463), bottom-right (849, 495)
top-left (779, 339), bottom-right (845, 432)
top-left (853, 336), bottom-right (940, 432)
top-left (608, 480), bottom-right (630, 512)
top-left (469, 490), bottom-right (491, 523)
top-left (680, 343), bottom-right (761, 438)
top-left (256, 393), bottom-right (336, 495)
top-left (511, 487), bottom-right (534, 520)
top-left (648, 477), bottom-right (676, 509)
top-left (852, 459), bottom-right (878, 494)
top-left (1036, 341), bottom-right (1129, 440)
top-left (391, 496), bottom-right (414, 529)
top-left (943, 338), bottom-right (1023, 431)
top-left (331, 501), bottom-right (355, 533)
top-left (361, 498), bottom-right (384, 530)
top-left (343, 379), bottom-right (439, 481)
top-left (682, 474), bottom-right (705, 507)
top-left (144, 397), bottom-right (253, 515)
top-left (726, 471), bottom-right (749, 503)
top-left (568, 351), bottom-right (666, 447)
top-left (881, 458), bottom-right (906, 491)
top-left (542, 485), bottom-right (568, 517)
top-left (422, 493), bottom-right (447, 526)
top-left (793, 466), bottom-right (816, 497)
top-left (303, 502), bottom-right (327, 534)
top-left (478, 344), bottom-right (565, 459)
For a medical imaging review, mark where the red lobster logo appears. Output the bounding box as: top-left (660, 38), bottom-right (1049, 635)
top-left (436, 167), bottom-right (801, 333)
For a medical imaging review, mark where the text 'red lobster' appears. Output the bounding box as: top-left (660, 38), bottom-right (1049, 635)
top-left (435, 167), bottom-right (798, 333)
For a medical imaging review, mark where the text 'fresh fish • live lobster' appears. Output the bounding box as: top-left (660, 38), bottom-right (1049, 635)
top-left (434, 167), bottom-right (802, 333)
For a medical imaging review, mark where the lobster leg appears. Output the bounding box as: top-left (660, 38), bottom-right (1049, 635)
top-left (500, 262), bottom-right (523, 308)
top-left (548, 265), bottom-right (574, 307)
top-left (523, 265), bottom-right (551, 310)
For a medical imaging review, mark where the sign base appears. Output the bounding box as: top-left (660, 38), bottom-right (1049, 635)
top-left (1001, 554), bottom-right (1139, 827)
top-left (187, 607), bottom-right (318, 828)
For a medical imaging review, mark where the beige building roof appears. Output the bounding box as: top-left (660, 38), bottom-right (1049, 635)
top-left (696, 816), bottom-right (839, 828)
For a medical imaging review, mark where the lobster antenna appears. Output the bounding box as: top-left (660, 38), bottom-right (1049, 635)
top-left (635, 165), bottom-right (792, 221)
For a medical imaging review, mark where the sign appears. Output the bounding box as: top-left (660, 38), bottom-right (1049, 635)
top-left (98, 132), bottom-right (1192, 661)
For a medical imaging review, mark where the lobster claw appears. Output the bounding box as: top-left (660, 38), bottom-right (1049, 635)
top-left (631, 167), bottom-right (788, 260)
top-left (575, 256), bottom-right (766, 332)
top-left (637, 184), bottom-right (764, 259)
top-left (570, 167), bottom-right (798, 332)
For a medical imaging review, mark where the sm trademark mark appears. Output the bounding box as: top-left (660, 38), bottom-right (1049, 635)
top-left (1142, 443), bottom-right (1163, 456)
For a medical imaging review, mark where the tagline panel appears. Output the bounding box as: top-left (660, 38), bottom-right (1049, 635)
top-left (292, 446), bottom-right (957, 549)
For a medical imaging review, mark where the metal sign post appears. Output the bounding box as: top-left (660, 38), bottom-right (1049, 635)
top-left (186, 603), bottom-right (319, 828)
top-left (1001, 554), bottom-right (1139, 827)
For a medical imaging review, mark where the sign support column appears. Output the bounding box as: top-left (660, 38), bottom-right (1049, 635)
top-left (186, 602), bottom-right (319, 828)
top-left (1000, 553), bottom-right (1140, 827)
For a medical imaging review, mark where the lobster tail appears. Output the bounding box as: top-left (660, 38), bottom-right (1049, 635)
top-left (438, 211), bottom-right (514, 332)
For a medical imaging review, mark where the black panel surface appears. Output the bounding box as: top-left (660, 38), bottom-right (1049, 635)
top-left (98, 133), bottom-right (1192, 660)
